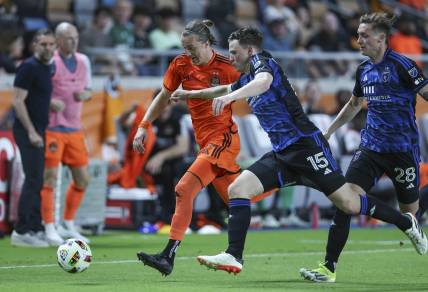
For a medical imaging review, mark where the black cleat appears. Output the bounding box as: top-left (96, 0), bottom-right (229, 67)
top-left (137, 252), bottom-right (173, 276)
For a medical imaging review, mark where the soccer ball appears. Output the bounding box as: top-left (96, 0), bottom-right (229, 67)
top-left (57, 238), bottom-right (92, 273)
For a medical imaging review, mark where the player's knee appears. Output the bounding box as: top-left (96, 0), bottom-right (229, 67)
top-left (43, 170), bottom-right (57, 188)
top-left (227, 181), bottom-right (250, 199)
top-left (336, 197), bottom-right (358, 215)
top-left (74, 176), bottom-right (90, 189)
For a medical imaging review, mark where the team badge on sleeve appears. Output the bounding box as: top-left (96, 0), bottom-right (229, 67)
top-left (408, 67), bottom-right (418, 78)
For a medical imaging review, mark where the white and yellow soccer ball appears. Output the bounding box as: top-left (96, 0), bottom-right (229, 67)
top-left (57, 238), bottom-right (92, 273)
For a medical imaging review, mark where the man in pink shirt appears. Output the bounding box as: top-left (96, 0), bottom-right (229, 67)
top-left (41, 22), bottom-right (92, 245)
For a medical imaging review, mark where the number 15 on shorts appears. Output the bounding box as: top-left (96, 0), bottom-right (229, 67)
top-left (307, 152), bottom-right (331, 175)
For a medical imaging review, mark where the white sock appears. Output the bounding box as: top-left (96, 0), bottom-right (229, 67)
top-left (45, 223), bottom-right (57, 236)
top-left (64, 220), bottom-right (76, 231)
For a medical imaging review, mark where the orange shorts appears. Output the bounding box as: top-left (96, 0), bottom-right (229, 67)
top-left (197, 131), bottom-right (241, 173)
top-left (45, 130), bottom-right (89, 168)
top-left (186, 130), bottom-right (273, 203)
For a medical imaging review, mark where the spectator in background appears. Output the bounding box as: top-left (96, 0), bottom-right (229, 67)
top-left (264, 0), bottom-right (299, 46)
top-left (79, 6), bottom-right (113, 52)
top-left (294, 5), bottom-right (316, 49)
top-left (346, 14), bottom-right (363, 51)
top-left (107, 97), bottom-right (156, 191)
top-left (0, 32), bottom-right (24, 73)
top-left (10, 29), bottom-right (55, 248)
top-left (133, 6), bottom-right (153, 49)
top-left (149, 8), bottom-right (182, 50)
top-left (204, 0), bottom-right (238, 48)
top-left (110, 0), bottom-right (134, 47)
top-left (133, 6), bottom-right (157, 75)
top-left (300, 80), bottom-right (322, 114)
top-left (263, 16), bottom-right (294, 51)
top-left (389, 15), bottom-right (423, 67)
top-left (306, 11), bottom-right (350, 78)
top-left (79, 6), bottom-right (115, 75)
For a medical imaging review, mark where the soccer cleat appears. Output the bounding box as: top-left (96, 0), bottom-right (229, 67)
top-left (10, 230), bottom-right (49, 248)
top-left (404, 212), bottom-right (428, 255)
top-left (137, 252), bottom-right (173, 276)
top-left (196, 252), bottom-right (243, 275)
top-left (58, 224), bottom-right (90, 244)
top-left (299, 262), bottom-right (336, 283)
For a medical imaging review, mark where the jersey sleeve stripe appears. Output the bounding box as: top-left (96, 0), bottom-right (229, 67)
top-left (389, 51), bottom-right (413, 69)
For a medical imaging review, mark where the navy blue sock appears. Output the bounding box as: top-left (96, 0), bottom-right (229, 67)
top-left (324, 208), bottom-right (351, 272)
top-left (416, 185), bottom-right (428, 220)
top-left (161, 239), bottom-right (181, 263)
top-left (359, 194), bottom-right (411, 231)
top-left (225, 198), bottom-right (251, 260)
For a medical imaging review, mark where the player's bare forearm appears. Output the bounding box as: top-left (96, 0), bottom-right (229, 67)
top-left (326, 95), bottom-right (363, 136)
top-left (195, 85), bottom-right (231, 99)
top-left (228, 73), bottom-right (272, 101)
top-left (142, 87), bottom-right (171, 123)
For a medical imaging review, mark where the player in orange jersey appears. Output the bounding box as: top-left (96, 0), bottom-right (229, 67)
top-left (133, 19), bottom-right (271, 276)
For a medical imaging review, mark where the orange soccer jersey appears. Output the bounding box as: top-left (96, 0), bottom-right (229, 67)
top-left (163, 51), bottom-right (241, 148)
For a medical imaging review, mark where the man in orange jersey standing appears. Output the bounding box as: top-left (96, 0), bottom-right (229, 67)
top-left (133, 19), bottom-right (271, 276)
top-left (40, 23), bottom-right (92, 245)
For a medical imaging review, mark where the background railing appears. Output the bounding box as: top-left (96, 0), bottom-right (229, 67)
top-left (86, 47), bottom-right (428, 79)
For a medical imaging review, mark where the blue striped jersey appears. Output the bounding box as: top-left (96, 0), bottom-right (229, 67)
top-left (353, 48), bottom-right (428, 153)
top-left (231, 51), bottom-right (319, 152)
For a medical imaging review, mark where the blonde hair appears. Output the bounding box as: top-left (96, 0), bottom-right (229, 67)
top-left (360, 12), bottom-right (397, 38)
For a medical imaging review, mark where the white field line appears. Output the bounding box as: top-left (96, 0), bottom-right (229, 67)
top-left (0, 247), bottom-right (414, 270)
top-left (301, 239), bottom-right (410, 245)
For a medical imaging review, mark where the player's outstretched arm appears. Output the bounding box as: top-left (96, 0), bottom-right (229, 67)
top-left (212, 72), bottom-right (272, 116)
top-left (324, 95), bottom-right (363, 140)
top-left (133, 87), bottom-right (171, 153)
top-left (419, 84), bottom-right (428, 101)
top-left (170, 85), bottom-right (231, 102)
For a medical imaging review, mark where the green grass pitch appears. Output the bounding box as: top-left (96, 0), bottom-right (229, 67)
top-left (1, 228), bottom-right (427, 292)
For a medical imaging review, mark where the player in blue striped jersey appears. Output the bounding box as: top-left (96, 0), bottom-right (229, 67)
top-left (171, 26), bottom-right (427, 277)
top-left (300, 12), bottom-right (428, 283)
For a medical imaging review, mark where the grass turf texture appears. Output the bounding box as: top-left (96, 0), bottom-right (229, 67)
top-left (0, 228), bottom-right (427, 292)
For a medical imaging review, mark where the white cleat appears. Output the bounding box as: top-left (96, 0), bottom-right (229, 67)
top-left (45, 231), bottom-right (65, 246)
top-left (404, 212), bottom-right (427, 255)
top-left (58, 225), bottom-right (90, 244)
top-left (10, 231), bottom-right (49, 248)
top-left (196, 252), bottom-right (243, 275)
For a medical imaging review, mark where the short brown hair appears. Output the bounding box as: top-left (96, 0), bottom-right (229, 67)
top-left (32, 28), bottom-right (54, 43)
top-left (228, 27), bottom-right (263, 49)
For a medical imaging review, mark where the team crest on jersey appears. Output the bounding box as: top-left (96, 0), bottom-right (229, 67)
top-left (381, 66), bottom-right (390, 83)
top-left (211, 72), bottom-right (220, 87)
top-left (48, 141), bottom-right (58, 153)
top-left (408, 67), bottom-right (418, 78)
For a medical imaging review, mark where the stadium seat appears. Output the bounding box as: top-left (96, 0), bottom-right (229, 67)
top-left (73, 0), bottom-right (97, 29)
top-left (48, 0), bottom-right (73, 23)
